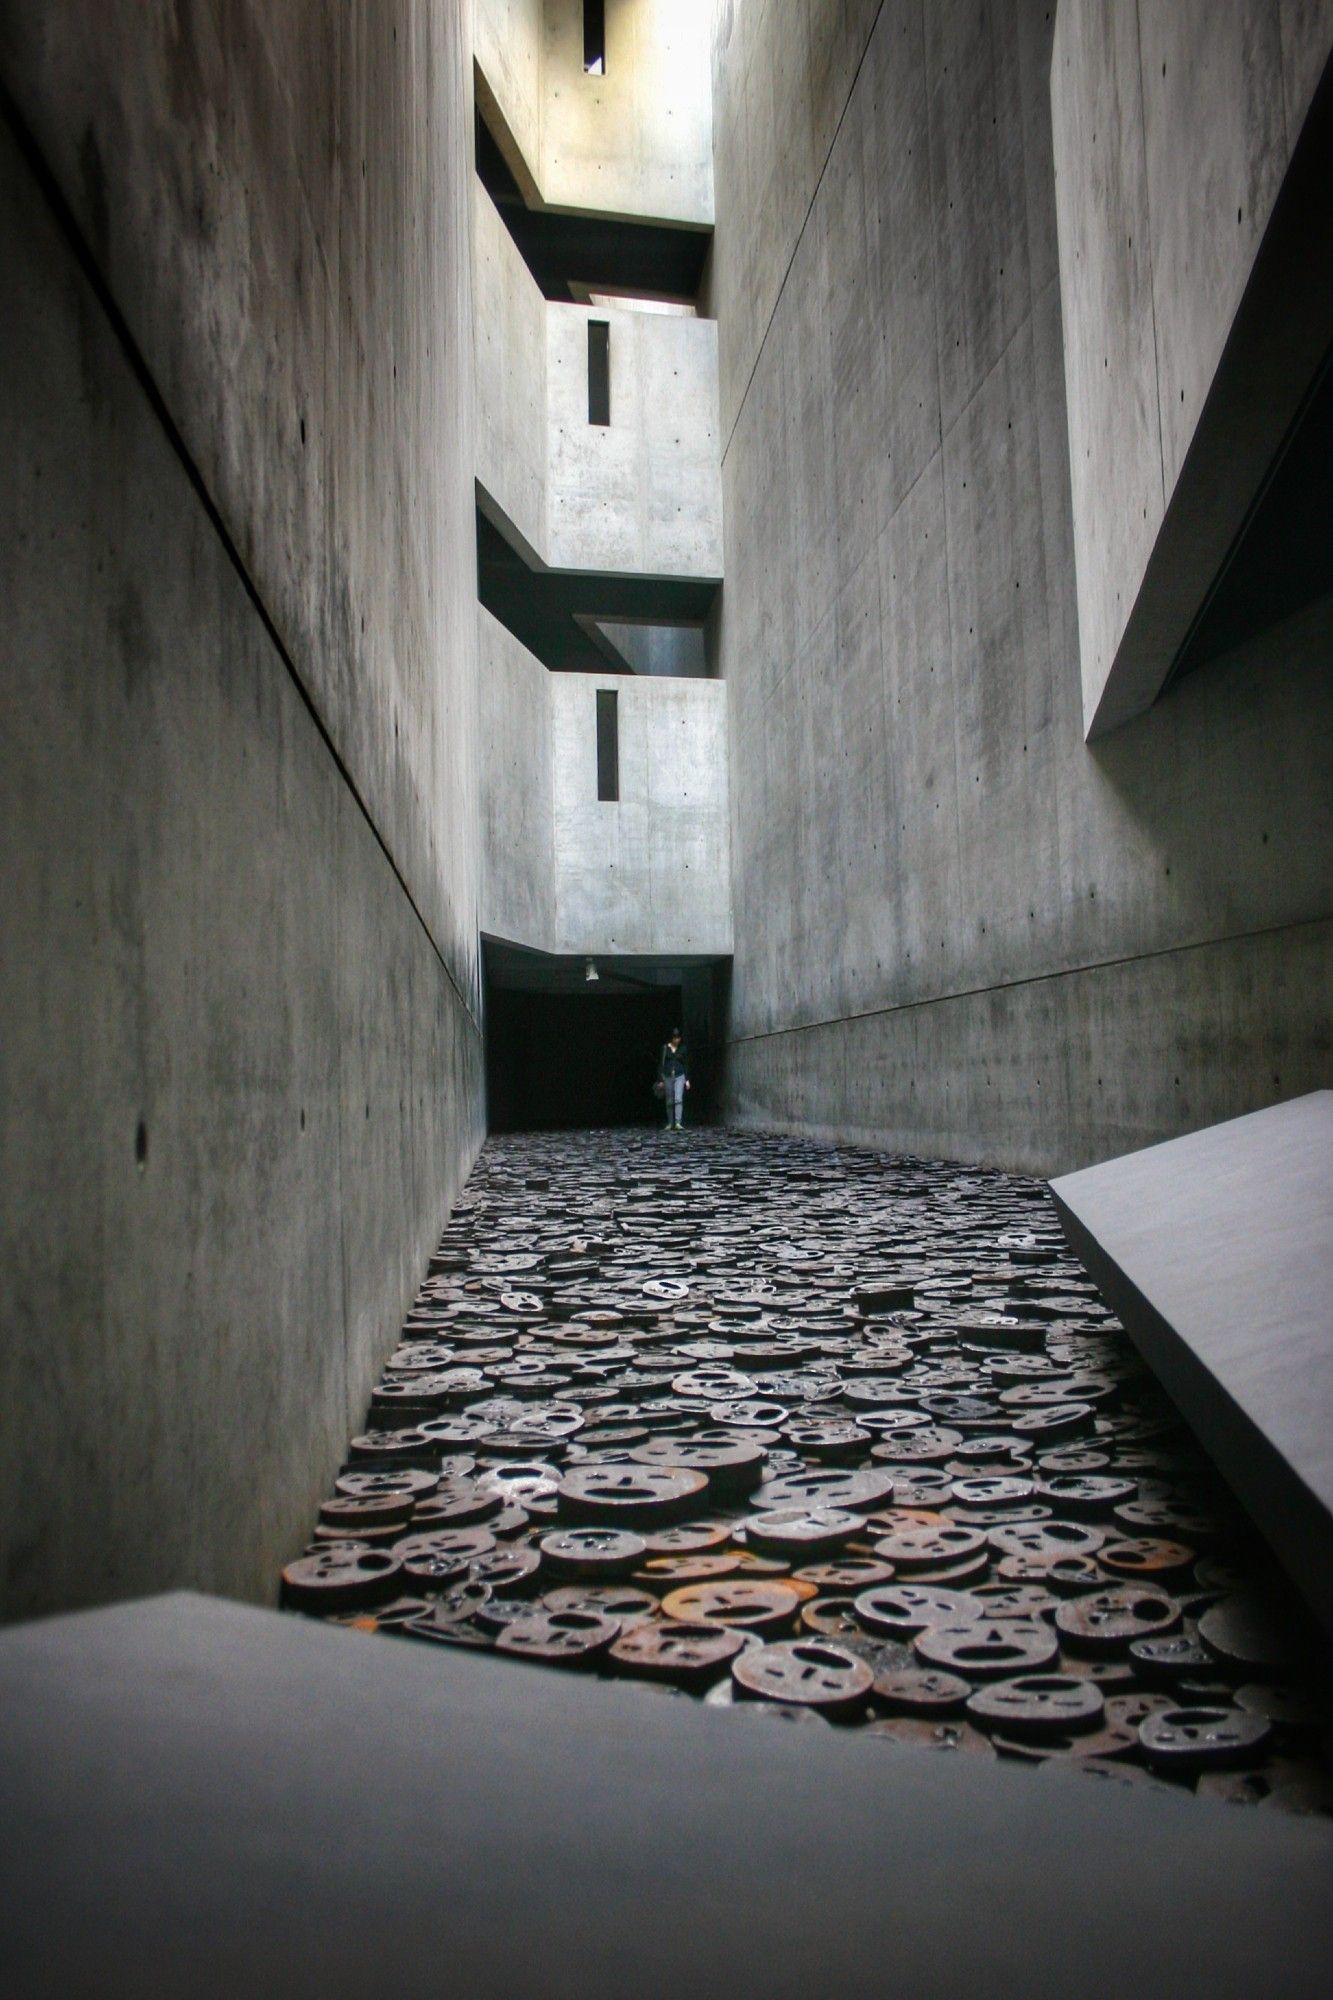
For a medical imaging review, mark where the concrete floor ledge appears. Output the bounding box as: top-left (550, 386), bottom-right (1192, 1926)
top-left (1, 1592), bottom-right (1330, 1999)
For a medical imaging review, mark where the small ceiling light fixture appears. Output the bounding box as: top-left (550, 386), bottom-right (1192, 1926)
top-left (585, 958), bottom-right (599, 983)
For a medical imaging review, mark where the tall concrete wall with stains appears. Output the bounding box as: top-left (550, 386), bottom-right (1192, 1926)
top-left (0, 4), bottom-right (484, 1618)
top-left (711, 0), bottom-right (1333, 1177)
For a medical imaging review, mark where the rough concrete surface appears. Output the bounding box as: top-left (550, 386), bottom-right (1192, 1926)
top-left (539, 0), bottom-right (713, 226)
top-left (551, 672), bottom-right (732, 956)
top-left (476, 0), bottom-right (714, 228)
top-left (1052, 0), bottom-right (1333, 731)
top-left (546, 298), bottom-right (722, 577)
top-left (479, 605), bottom-right (558, 950)
top-left (0, 8), bottom-right (484, 1620)
top-left (713, 0), bottom-right (1333, 1177)
top-left (480, 625), bottom-right (732, 961)
top-left (0, 0), bottom-right (481, 992)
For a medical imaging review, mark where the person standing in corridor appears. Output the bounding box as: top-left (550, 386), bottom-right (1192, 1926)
top-left (658, 1028), bottom-right (690, 1130)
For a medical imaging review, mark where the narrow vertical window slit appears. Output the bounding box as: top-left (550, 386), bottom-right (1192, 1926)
top-left (596, 689), bottom-right (619, 801)
top-left (583, 0), bottom-right (606, 75)
top-left (588, 320), bottom-right (610, 426)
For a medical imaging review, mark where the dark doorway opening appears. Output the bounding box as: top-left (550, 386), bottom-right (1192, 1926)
top-left (486, 987), bottom-right (682, 1132)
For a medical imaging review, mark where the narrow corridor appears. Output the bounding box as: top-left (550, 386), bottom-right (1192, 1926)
top-left (284, 1130), bottom-right (1330, 1807)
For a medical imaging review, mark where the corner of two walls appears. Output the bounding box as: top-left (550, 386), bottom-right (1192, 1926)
top-left (0, 4), bottom-right (484, 1620)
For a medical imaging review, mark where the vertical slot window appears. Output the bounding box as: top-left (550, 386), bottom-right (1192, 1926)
top-left (588, 319), bottom-right (610, 426)
top-left (596, 689), bottom-right (619, 801)
top-left (583, 0), bottom-right (606, 75)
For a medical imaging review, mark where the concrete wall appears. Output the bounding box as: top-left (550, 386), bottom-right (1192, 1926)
top-left (479, 607), bottom-right (557, 950)
top-left (476, 178), bottom-right (722, 576)
top-left (551, 674), bottom-right (732, 957)
top-left (712, 0), bottom-right (1333, 1178)
top-left (475, 0), bottom-right (544, 201)
top-left (475, 0), bottom-right (713, 227)
top-left (595, 621), bottom-right (708, 677)
top-left (540, 0), bottom-right (714, 225)
top-left (0, 4), bottom-right (484, 1619)
top-left (480, 641), bottom-right (732, 960)
top-left (546, 300), bottom-right (722, 575)
top-left (1052, 0), bottom-right (1333, 733)
top-left (475, 177), bottom-right (548, 561)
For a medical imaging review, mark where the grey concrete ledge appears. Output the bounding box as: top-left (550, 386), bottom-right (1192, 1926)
top-left (1052, 1092), bottom-right (1333, 1635)
top-left (1, 1593), bottom-right (1331, 1999)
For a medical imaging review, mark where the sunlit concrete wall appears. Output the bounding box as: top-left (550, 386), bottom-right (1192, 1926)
top-left (540, 0), bottom-right (713, 225)
top-left (475, 184), bottom-right (722, 576)
top-left (551, 673), bottom-right (732, 956)
top-left (546, 300), bottom-right (721, 575)
top-left (479, 620), bottom-right (732, 960)
top-left (475, 0), bottom-right (713, 226)
top-left (1052, 0), bottom-right (1333, 733)
top-left (0, 3), bottom-right (484, 1618)
top-left (711, 0), bottom-right (1333, 1178)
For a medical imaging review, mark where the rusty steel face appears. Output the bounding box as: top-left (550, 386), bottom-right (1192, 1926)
top-left (281, 1128), bottom-right (1331, 1811)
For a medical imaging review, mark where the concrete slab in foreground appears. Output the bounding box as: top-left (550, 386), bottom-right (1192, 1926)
top-left (1, 1593), bottom-right (1332, 1999)
top-left (1052, 1092), bottom-right (1333, 1634)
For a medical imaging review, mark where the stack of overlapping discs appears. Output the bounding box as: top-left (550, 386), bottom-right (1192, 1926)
top-left (281, 1130), bottom-right (1331, 1812)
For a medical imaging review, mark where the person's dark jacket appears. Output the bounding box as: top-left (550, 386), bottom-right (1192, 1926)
top-left (659, 1041), bottom-right (688, 1079)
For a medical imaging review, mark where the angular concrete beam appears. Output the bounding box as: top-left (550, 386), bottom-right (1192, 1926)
top-left (1052, 6), bottom-right (1333, 738)
top-left (1052, 1093), bottom-right (1333, 1635)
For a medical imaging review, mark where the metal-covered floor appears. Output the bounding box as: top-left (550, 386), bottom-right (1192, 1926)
top-left (288, 1127), bottom-right (1331, 1798)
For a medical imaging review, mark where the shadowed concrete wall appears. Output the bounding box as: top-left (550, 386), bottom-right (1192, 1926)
top-left (479, 607), bottom-right (557, 949)
top-left (712, 0), bottom-right (1333, 1177)
top-left (475, 176), bottom-right (549, 561)
top-left (0, 5), bottom-right (484, 1618)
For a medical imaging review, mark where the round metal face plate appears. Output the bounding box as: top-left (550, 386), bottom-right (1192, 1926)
top-left (966, 1674), bottom-right (1106, 1739)
top-left (915, 1620), bottom-right (1059, 1680)
top-left (610, 1620), bottom-right (746, 1682)
top-left (732, 1640), bottom-right (874, 1711)
top-left (661, 1580), bottom-right (803, 1635)
top-left (1055, 1587), bottom-right (1180, 1653)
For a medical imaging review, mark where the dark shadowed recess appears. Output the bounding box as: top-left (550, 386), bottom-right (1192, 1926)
top-left (485, 987), bottom-right (683, 1131)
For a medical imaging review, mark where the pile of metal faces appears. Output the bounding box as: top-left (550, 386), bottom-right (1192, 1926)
top-left (283, 1129), bottom-right (1331, 1811)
